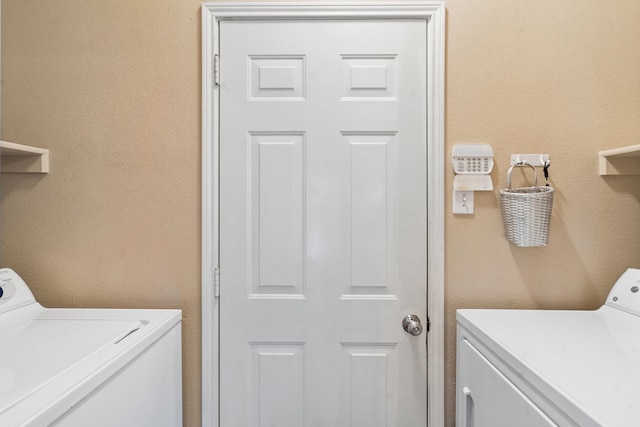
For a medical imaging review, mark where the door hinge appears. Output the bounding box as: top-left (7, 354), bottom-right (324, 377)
top-left (214, 54), bottom-right (220, 86)
top-left (214, 265), bottom-right (220, 298)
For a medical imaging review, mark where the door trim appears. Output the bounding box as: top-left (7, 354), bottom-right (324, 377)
top-left (201, 3), bottom-right (446, 426)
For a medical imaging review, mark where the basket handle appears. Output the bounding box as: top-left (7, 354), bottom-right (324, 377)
top-left (507, 161), bottom-right (537, 189)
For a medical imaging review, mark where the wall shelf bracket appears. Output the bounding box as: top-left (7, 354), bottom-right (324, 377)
top-left (599, 144), bottom-right (640, 176)
top-left (0, 141), bottom-right (50, 174)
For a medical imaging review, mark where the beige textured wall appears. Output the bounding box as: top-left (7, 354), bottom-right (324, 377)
top-left (445, 0), bottom-right (640, 424)
top-left (2, 1), bottom-right (640, 426)
top-left (1, 0), bottom-right (202, 425)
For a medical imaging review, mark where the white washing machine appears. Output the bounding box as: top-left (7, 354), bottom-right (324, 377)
top-left (0, 268), bottom-right (182, 427)
top-left (456, 268), bottom-right (640, 427)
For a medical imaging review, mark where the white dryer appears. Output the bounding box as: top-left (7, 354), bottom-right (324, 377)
top-left (457, 268), bottom-right (640, 427)
top-left (0, 268), bottom-right (182, 427)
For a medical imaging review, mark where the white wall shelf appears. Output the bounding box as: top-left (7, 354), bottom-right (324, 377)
top-left (599, 144), bottom-right (640, 176)
top-left (0, 140), bottom-right (49, 173)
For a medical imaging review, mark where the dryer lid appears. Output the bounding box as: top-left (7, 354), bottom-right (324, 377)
top-left (0, 318), bottom-right (141, 414)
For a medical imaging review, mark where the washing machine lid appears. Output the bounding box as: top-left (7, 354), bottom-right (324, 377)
top-left (0, 317), bottom-right (141, 415)
top-left (457, 306), bottom-right (640, 426)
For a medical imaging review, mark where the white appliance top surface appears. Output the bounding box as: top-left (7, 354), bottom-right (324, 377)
top-left (0, 306), bottom-right (181, 425)
top-left (0, 268), bottom-right (182, 425)
top-left (457, 305), bottom-right (640, 426)
top-left (0, 316), bottom-right (141, 414)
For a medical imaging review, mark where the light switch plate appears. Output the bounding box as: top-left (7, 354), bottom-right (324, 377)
top-left (453, 190), bottom-right (474, 214)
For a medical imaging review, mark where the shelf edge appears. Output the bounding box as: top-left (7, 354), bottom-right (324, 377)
top-left (0, 140), bottom-right (50, 173)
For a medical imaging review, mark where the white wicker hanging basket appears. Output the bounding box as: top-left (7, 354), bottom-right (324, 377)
top-left (499, 162), bottom-right (554, 247)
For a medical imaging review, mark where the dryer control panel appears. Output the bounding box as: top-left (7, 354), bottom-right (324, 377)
top-left (0, 268), bottom-right (36, 314)
top-left (606, 268), bottom-right (640, 317)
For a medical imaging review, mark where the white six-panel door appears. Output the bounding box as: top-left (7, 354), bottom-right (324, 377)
top-left (218, 19), bottom-right (428, 426)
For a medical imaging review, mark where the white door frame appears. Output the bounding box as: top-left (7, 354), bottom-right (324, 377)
top-left (201, 3), bottom-right (445, 426)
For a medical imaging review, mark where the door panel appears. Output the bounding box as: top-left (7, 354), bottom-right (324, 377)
top-left (219, 19), bottom-right (427, 426)
top-left (249, 132), bottom-right (305, 295)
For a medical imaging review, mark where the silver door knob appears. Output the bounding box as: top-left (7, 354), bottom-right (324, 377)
top-left (402, 314), bottom-right (423, 336)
